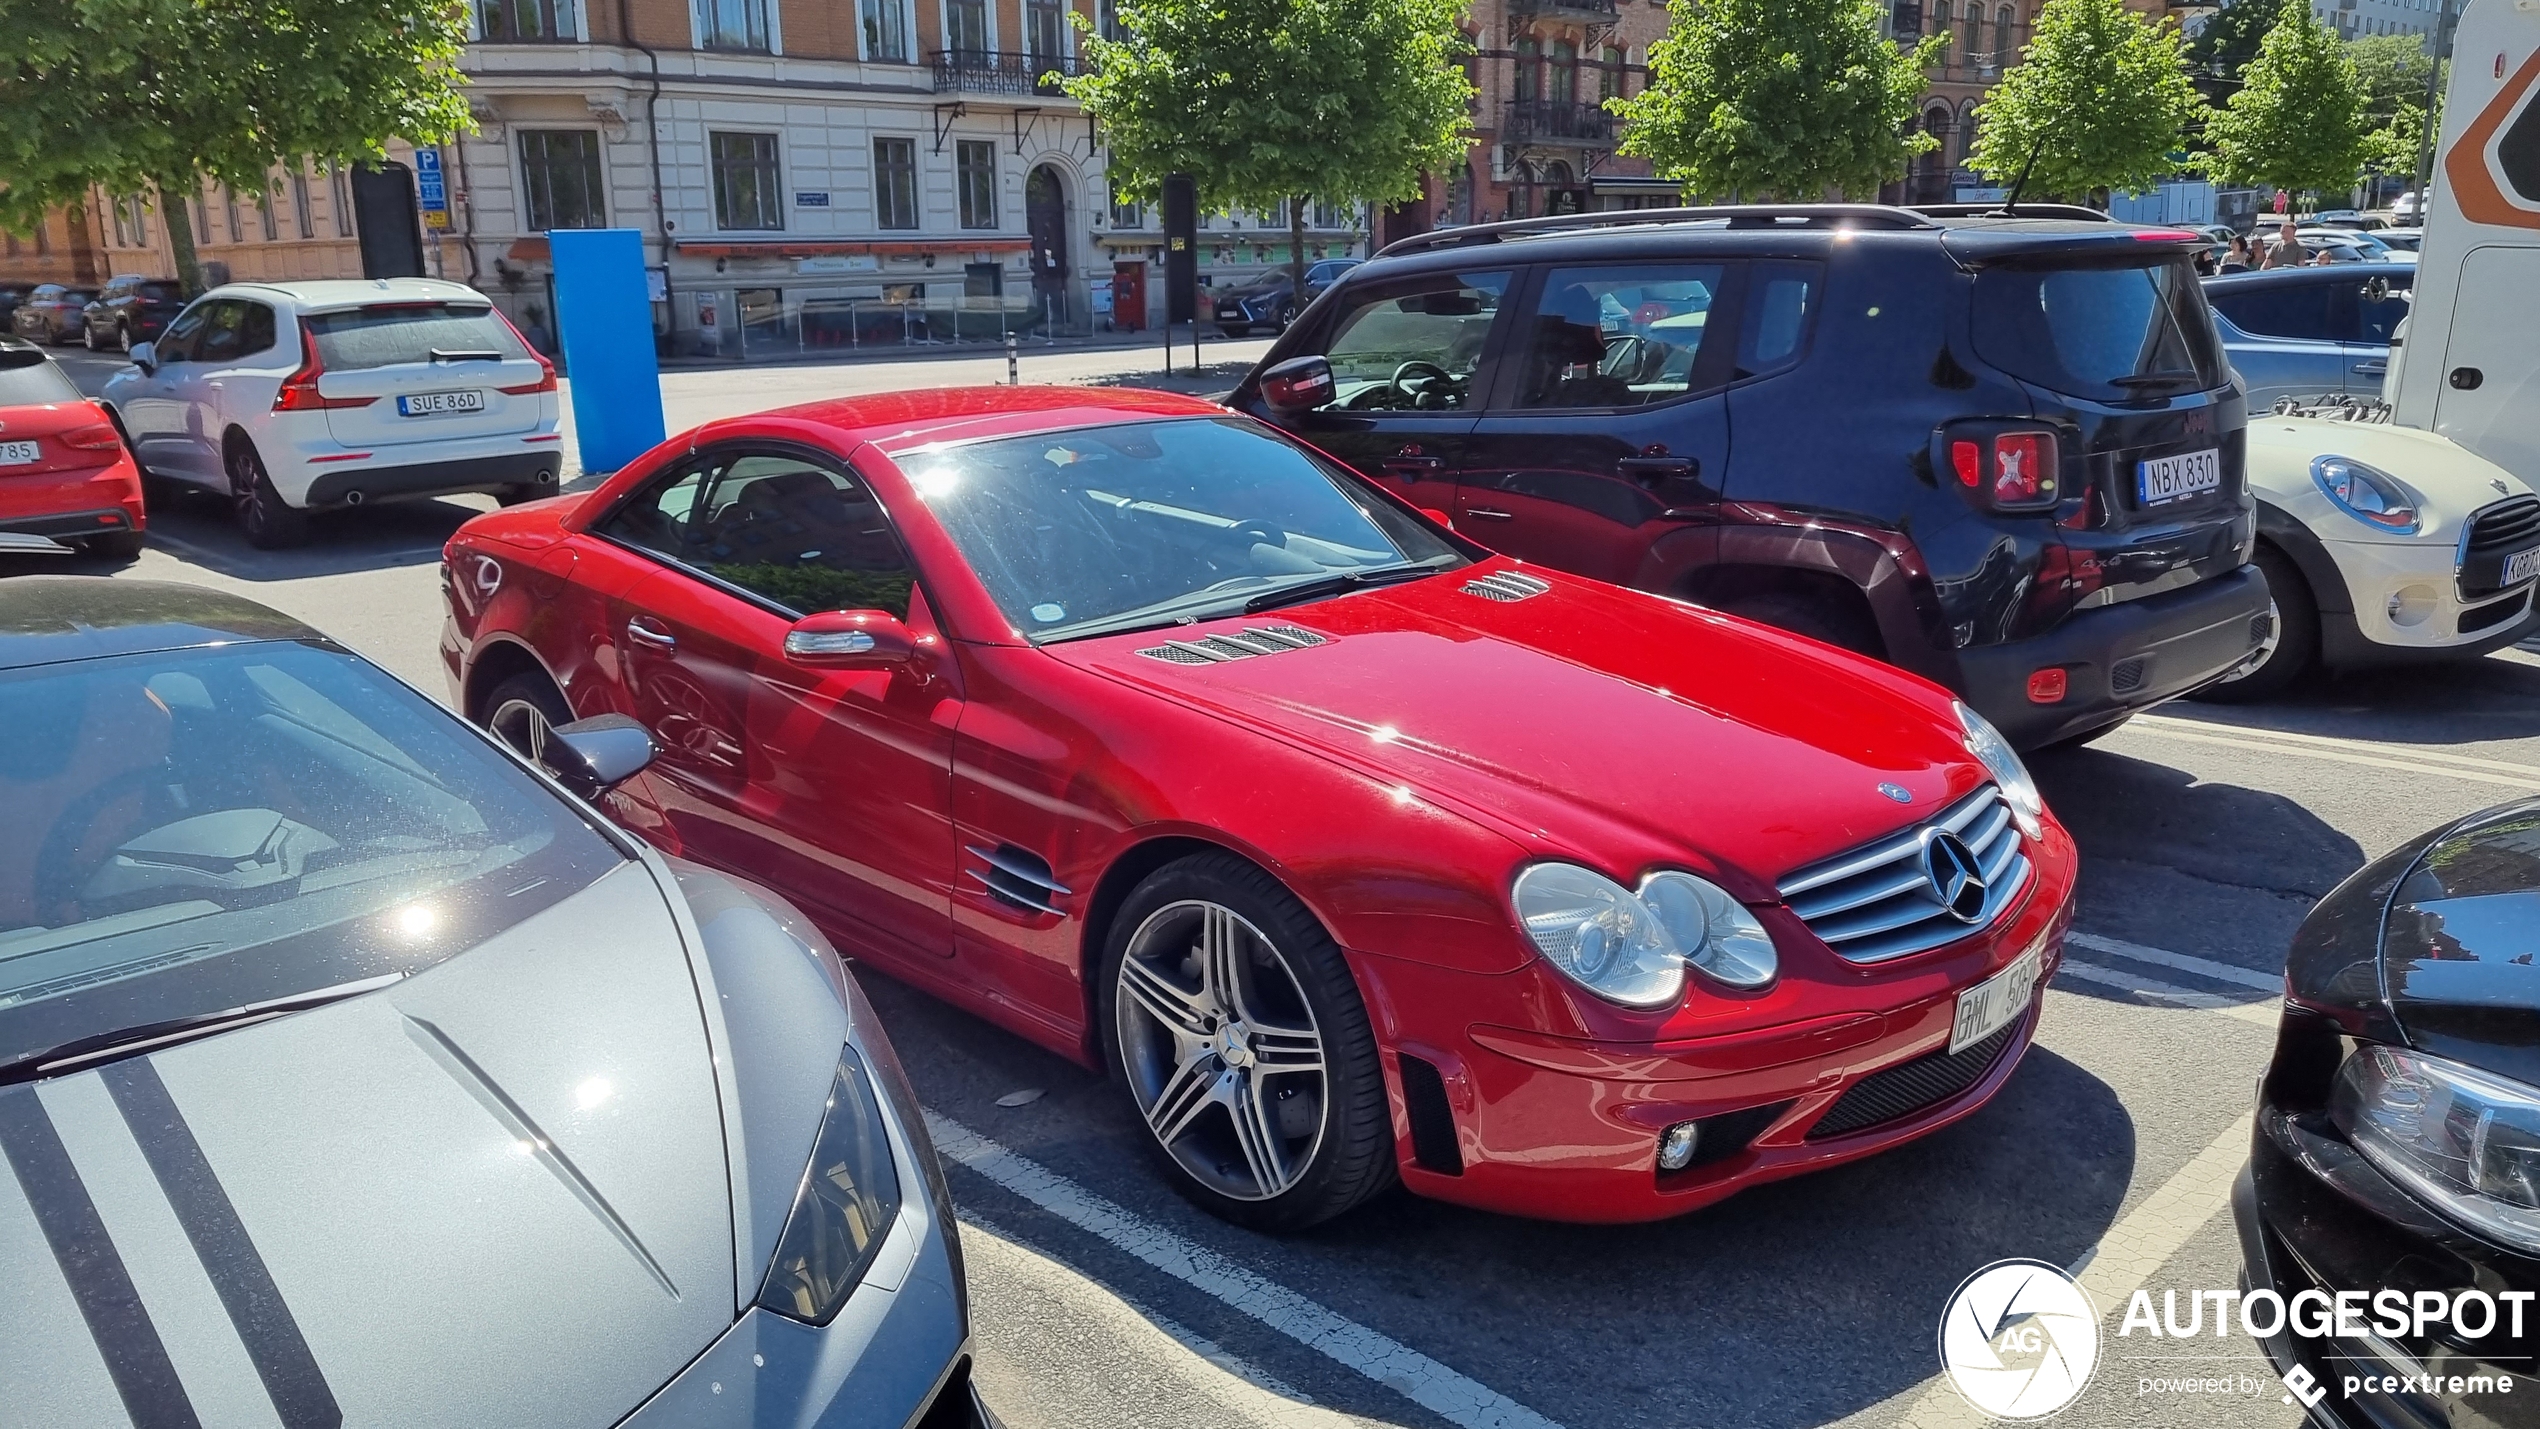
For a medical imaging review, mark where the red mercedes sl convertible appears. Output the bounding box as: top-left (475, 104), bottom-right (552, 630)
top-left (440, 386), bottom-right (2076, 1229)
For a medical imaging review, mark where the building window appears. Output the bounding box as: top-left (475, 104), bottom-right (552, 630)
top-left (1026, 0), bottom-right (1065, 68)
top-left (948, 0), bottom-right (989, 56)
top-left (478, 0), bottom-right (579, 39)
top-left (1097, 0), bottom-right (1123, 42)
top-left (1312, 198), bottom-right (1341, 228)
top-left (329, 165), bottom-right (356, 236)
top-left (110, 196), bottom-right (132, 248)
top-left (224, 187), bottom-right (241, 243)
top-left (190, 191), bottom-right (209, 245)
top-left (291, 170), bottom-right (315, 239)
top-left (1513, 37), bottom-right (1539, 102)
top-left (862, 0), bottom-right (910, 61)
top-left (874, 137), bottom-right (919, 230)
top-left (1110, 180), bottom-right (1143, 228)
top-left (519, 129), bottom-right (608, 231)
top-left (259, 189), bottom-right (278, 241)
top-left (957, 140), bottom-right (997, 228)
top-left (1600, 45), bottom-right (1624, 100)
top-left (695, 0), bottom-right (770, 51)
top-left (1549, 39), bottom-right (1576, 103)
top-left (711, 132), bottom-right (783, 231)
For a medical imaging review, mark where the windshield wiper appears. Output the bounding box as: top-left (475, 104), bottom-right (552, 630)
top-left (2110, 370), bottom-right (2204, 390)
top-left (1241, 560), bottom-right (1451, 614)
top-left (0, 971), bottom-right (406, 1086)
top-left (429, 347), bottom-right (504, 364)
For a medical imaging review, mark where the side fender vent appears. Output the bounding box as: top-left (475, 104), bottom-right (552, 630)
top-left (1134, 624), bottom-right (1329, 664)
top-left (964, 843), bottom-right (1070, 917)
top-left (1396, 1053), bottom-right (1463, 1175)
top-left (1461, 570), bottom-right (1552, 603)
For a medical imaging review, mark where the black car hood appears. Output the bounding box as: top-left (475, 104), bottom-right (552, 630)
top-left (2383, 800), bottom-right (2540, 1086)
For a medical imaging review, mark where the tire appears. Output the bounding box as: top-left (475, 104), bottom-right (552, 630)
top-left (2190, 545), bottom-right (2316, 703)
top-left (1275, 303), bottom-right (1296, 333)
top-left (495, 484), bottom-right (548, 508)
top-left (118, 322), bottom-right (134, 355)
top-left (1219, 324), bottom-right (1250, 339)
top-left (480, 671), bottom-right (572, 764)
top-left (228, 438), bottom-right (309, 549)
top-left (82, 321), bottom-right (100, 352)
top-left (1719, 590), bottom-right (1882, 659)
top-left (1100, 852), bottom-right (1393, 1231)
top-left (82, 530), bottom-right (145, 561)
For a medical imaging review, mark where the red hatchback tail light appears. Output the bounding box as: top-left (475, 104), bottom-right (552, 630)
top-left (273, 319), bottom-right (378, 412)
top-left (1941, 425), bottom-right (2063, 512)
top-left (60, 422), bottom-right (122, 451)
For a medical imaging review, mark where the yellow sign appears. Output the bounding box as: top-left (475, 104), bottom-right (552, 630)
top-left (1169, 237), bottom-right (1186, 251)
top-left (423, 209), bottom-right (451, 230)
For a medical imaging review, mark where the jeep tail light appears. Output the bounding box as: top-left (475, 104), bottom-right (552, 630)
top-left (1943, 427), bottom-right (2061, 512)
top-left (272, 320), bottom-right (379, 412)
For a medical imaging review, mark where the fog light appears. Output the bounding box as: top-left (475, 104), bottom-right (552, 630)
top-left (1657, 1121), bottom-right (1700, 1171)
top-left (2025, 668), bottom-right (2068, 704)
top-left (2387, 584), bottom-right (2438, 628)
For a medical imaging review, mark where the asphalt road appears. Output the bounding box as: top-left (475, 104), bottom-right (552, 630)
top-left (29, 340), bottom-right (2540, 1429)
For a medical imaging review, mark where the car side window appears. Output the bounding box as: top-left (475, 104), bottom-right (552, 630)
top-left (2349, 281), bottom-right (2410, 345)
top-left (1311, 270), bottom-right (1510, 412)
top-left (234, 302), bottom-right (278, 361)
top-left (593, 459), bottom-right (713, 560)
top-left (155, 303), bottom-right (213, 363)
top-left (689, 453), bottom-right (917, 620)
top-left (1735, 261), bottom-right (1821, 381)
top-left (2209, 283), bottom-right (2335, 341)
top-left (192, 301), bottom-right (247, 363)
top-left (1507, 263), bottom-right (1728, 410)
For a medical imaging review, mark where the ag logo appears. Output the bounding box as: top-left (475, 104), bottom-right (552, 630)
top-left (1938, 1259), bottom-right (2101, 1421)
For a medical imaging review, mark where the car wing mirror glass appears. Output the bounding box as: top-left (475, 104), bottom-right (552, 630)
top-left (783, 609), bottom-right (915, 668)
top-left (1260, 355), bottom-right (1335, 415)
top-left (540, 713), bottom-right (655, 798)
top-left (128, 340), bottom-right (155, 373)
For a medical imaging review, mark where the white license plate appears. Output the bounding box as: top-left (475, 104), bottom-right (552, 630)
top-left (2506, 547), bottom-right (2540, 586)
top-left (2137, 448), bottom-right (2223, 506)
top-left (398, 390), bottom-right (485, 417)
top-left (1950, 937), bottom-right (2047, 1054)
top-left (0, 440), bottom-right (38, 465)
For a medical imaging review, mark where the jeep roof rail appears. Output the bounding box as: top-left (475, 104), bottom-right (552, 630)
top-left (1909, 202), bottom-right (2115, 223)
top-left (1375, 203), bottom-right (1940, 257)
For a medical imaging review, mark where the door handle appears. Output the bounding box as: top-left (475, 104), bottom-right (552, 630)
top-left (624, 616), bottom-right (677, 651)
top-left (1378, 455), bottom-right (1445, 476)
top-left (1463, 506), bottom-right (1515, 521)
top-left (2351, 361), bottom-right (2387, 376)
top-left (1617, 455), bottom-right (1697, 485)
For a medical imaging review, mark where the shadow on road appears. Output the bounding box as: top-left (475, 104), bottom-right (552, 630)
top-left (2031, 743), bottom-right (2366, 905)
top-left (126, 486), bottom-right (491, 581)
top-left (2155, 641), bottom-right (2540, 747)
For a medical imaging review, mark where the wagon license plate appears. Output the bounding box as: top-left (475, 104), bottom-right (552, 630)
top-left (1950, 937), bottom-right (2045, 1055)
top-left (2505, 546), bottom-right (2540, 587)
top-left (0, 441), bottom-right (38, 465)
top-left (2137, 448), bottom-right (2222, 506)
top-left (398, 390), bottom-right (485, 417)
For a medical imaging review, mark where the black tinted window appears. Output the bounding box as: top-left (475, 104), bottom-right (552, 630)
top-left (306, 302), bottom-right (529, 371)
top-left (195, 301), bottom-right (274, 363)
top-left (2209, 282), bottom-right (2337, 341)
top-left (1511, 263), bottom-right (1727, 409)
top-left (689, 455), bottom-right (917, 619)
top-left (0, 349), bottom-right (79, 405)
top-left (1311, 271), bottom-right (1509, 412)
top-left (596, 461), bottom-right (709, 561)
top-left (155, 302), bottom-right (213, 362)
top-left (137, 281), bottom-right (182, 303)
top-left (1735, 260), bottom-right (1821, 380)
top-left (1972, 258), bottom-right (2226, 399)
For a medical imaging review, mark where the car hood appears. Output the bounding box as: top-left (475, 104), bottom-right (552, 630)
top-left (0, 862), bottom-right (740, 1428)
top-left (2384, 800), bottom-right (2540, 1088)
top-left (1049, 564), bottom-right (1989, 897)
top-left (1221, 281), bottom-right (1289, 302)
top-left (2246, 417), bottom-right (2534, 541)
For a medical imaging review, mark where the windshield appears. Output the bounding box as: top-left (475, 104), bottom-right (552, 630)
top-left (0, 641), bottom-right (622, 1074)
top-left (1971, 257), bottom-right (2228, 400)
top-left (903, 417), bottom-right (1464, 642)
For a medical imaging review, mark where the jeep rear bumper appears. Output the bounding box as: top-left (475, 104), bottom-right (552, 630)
top-left (1958, 565), bottom-right (2272, 748)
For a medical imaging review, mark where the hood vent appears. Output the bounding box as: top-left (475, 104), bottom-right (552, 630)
top-left (1134, 624), bottom-right (1329, 665)
top-left (1461, 570), bottom-right (1552, 603)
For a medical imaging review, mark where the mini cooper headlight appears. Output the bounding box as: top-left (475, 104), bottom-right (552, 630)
top-left (755, 1045), bottom-right (904, 1325)
top-left (1511, 863), bottom-right (1777, 1008)
top-left (1957, 702), bottom-right (2045, 842)
top-left (2333, 1045), bottom-right (2540, 1255)
top-left (2312, 454), bottom-right (2421, 534)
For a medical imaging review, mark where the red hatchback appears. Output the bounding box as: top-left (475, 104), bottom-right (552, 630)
top-left (441, 386), bottom-right (2078, 1229)
top-left (0, 338), bottom-right (145, 557)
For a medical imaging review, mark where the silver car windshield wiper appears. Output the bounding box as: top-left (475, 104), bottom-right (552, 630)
top-left (0, 971), bottom-right (406, 1086)
top-left (1240, 559), bottom-right (1451, 615)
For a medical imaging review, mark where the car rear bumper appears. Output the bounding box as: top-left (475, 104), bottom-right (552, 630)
top-left (0, 457), bottom-right (146, 536)
top-left (1374, 824), bottom-right (2079, 1223)
top-left (1959, 565), bottom-right (2271, 748)
top-left (296, 450), bottom-right (562, 509)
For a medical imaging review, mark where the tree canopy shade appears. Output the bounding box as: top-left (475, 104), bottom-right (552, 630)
top-left (0, 0), bottom-right (473, 293)
top-left (1969, 0), bottom-right (2207, 200)
top-left (1609, 0), bottom-right (1944, 201)
top-left (2184, 0), bottom-right (2275, 97)
top-left (1062, 0), bottom-right (1472, 298)
top-left (2202, 0), bottom-right (2371, 199)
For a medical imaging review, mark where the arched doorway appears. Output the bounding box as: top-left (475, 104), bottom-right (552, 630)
top-left (1026, 164), bottom-right (1070, 322)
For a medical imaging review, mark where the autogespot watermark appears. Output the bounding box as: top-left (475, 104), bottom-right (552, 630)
top-left (1938, 1260), bottom-right (2103, 1420)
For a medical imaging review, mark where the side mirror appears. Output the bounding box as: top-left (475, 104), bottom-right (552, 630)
top-left (540, 713), bottom-right (655, 799)
top-left (1259, 355), bottom-right (1335, 415)
top-left (783, 609), bottom-right (914, 668)
top-left (128, 341), bottom-right (155, 375)
top-left (1419, 507), bottom-right (1455, 531)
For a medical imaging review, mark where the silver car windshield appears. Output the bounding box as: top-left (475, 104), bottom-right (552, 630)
top-left (902, 416), bottom-right (1464, 643)
top-left (0, 641), bottom-right (623, 1073)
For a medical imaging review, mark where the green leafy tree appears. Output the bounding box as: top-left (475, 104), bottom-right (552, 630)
top-left (0, 0), bottom-right (473, 295)
top-left (1609, 0), bottom-right (1944, 202)
top-left (1064, 0), bottom-right (1471, 302)
top-left (1968, 0), bottom-right (2207, 200)
top-left (2346, 33), bottom-right (2442, 185)
top-left (2202, 0), bottom-right (2370, 203)
top-left (2185, 0), bottom-right (2275, 98)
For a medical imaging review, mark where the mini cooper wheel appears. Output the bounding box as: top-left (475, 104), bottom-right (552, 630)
top-left (1103, 854), bottom-right (1392, 1230)
top-left (229, 440), bottom-right (308, 549)
top-left (2192, 546), bottom-right (2316, 703)
top-left (483, 673), bottom-right (572, 765)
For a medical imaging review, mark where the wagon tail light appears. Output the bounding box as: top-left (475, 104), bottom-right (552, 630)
top-left (493, 309), bottom-right (557, 395)
top-left (1939, 423), bottom-right (2063, 513)
top-left (272, 320), bottom-right (378, 412)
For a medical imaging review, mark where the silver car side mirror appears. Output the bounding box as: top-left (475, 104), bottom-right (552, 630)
top-left (540, 713), bottom-right (655, 799)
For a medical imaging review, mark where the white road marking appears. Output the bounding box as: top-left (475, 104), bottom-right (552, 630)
top-left (2063, 930), bottom-right (2283, 992)
top-left (2128, 713), bottom-right (2540, 792)
top-left (2059, 958), bottom-right (2281, 1027)
top-left (927, 1113), bottom-right (1567, 1429)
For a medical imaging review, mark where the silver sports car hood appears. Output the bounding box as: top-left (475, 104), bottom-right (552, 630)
top-left (0, 861), bottom-right (738, 1428)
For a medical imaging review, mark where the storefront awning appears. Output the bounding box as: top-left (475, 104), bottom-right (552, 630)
top-left (673, 239), bottom-right (1031, 258)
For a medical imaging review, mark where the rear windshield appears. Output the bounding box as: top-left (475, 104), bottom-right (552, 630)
top-left (305, 302), bottom-right (531, 372)
top-left (137, 281), bottom-right (182, 302)
top-left (0, 349), bottom-right (81, 405)
top-left (1973, 258), bottom-right (2228, 401)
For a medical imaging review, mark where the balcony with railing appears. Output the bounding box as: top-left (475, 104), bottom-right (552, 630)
top-left (1508, 0), bottom-right (1619, 19)
top-left (1502, 99), bottom-right (1617, 147)
top-left (929, 49), bottom-right (1083, 97)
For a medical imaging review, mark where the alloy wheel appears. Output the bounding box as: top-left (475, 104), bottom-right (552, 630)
top-left (119, 323), bottom-right (133, 354)
top-left (487, 696), bottom-right (556, 764)
top-left (1115, 900), bottom-right (1327, 1201)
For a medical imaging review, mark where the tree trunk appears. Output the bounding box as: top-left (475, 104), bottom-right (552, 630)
top-left (161, 180), bottom-right (205, 298)
top-left (1288, 196), bottom-right (1310, 327)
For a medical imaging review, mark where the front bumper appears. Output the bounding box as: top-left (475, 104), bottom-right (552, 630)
top-left (2315, 534), bottom-right (2539, 668)
top-left (1960, 565), bottom-right (2272, 748)
top-left (1370, 822), bottom-right (2079, 1223)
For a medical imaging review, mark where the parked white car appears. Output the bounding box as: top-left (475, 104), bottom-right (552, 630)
top-left (2200, 411), bottom-right (2540, 699)
top-left (100, 279), bottom-right (562, 547)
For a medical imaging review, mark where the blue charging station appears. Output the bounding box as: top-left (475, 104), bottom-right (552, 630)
top-left (547, 229), bottom-right (665, 475)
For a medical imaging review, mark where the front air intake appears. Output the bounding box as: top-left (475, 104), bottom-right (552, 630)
top-left (1461, 570), bottom-right (1552, 602)
top-left (1133, 625), bottom-right (1329, 664)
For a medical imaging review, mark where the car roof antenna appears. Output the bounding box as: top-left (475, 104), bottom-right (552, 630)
top-left (2001, 136), bottom-right (2046, 218)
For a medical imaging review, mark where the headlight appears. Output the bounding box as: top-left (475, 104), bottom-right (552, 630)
top-left (2311, 454), bottom-right (2420, 534)
top-left (1511, 863), bottom-right (1777, 1008)
top-left (2333, 1046), bottom-right (2540, 1254)
top-left (1956, 702), bottom-right (2045, 842)
top-left (755, 1045), bottom-right (904, 1325)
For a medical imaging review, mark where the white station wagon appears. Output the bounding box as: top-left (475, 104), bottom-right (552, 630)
top-left (101, 279), bottom-right (563, 547)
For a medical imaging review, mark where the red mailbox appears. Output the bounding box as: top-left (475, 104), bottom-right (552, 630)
top-left (1112, 259), bottom-right (1147, 333)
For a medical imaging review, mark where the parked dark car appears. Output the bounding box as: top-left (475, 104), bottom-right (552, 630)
top-left (80, 273), bottom-right (185, 353)
top-left (1231, 204), bottom-right (2268, 749)
top-left (1213, 259), bottom-right (1363, 337)
top-left (10, 284), bottom-right (96, 345)
top-left (2236, 798), bottom-right (2540, 1428)
top-left (2205, 265), bottom-right (2414, 410)
top-left (0, 284), bottom-right (33, 331)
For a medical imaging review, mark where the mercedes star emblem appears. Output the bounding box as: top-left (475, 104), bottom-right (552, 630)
top-left (1923, 831), bottom-right (1989, 923)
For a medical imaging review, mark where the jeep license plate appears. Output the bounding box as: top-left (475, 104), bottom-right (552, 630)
top-left (2137, 449), bottom-right (2222, 506)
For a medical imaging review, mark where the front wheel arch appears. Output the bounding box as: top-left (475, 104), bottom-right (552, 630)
top-left (463, 637), bottom-right (567, 727)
